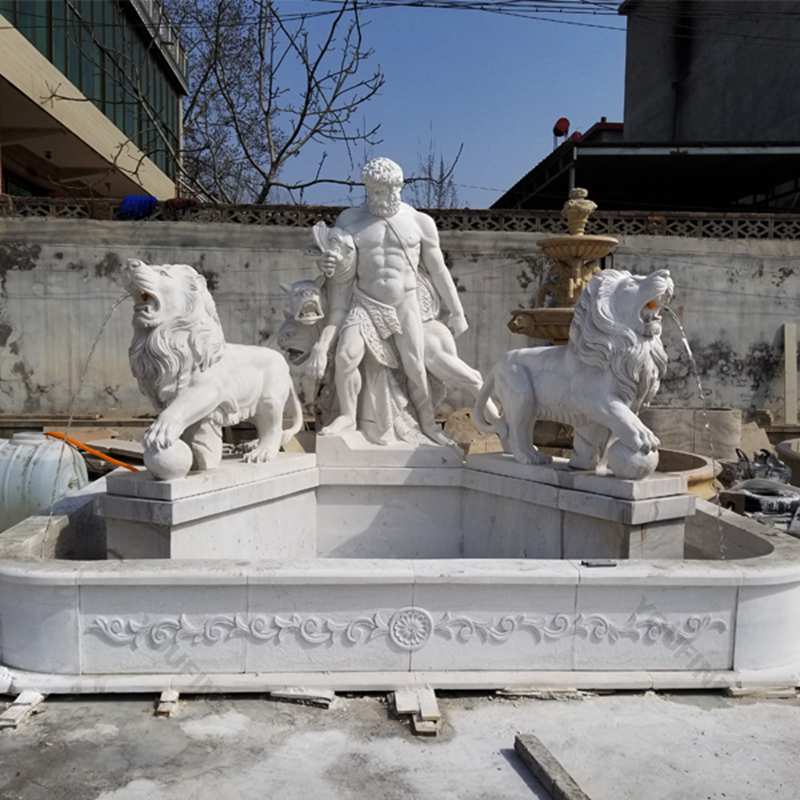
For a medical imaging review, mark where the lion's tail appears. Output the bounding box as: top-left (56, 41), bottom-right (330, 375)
top-left (281, 382), bottom-right (304, 446)
top-left (472, 369), bottom-right (507, 440)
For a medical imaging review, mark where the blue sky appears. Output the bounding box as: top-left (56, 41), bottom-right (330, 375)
top-left (280, 4), bottom-right (627, 207)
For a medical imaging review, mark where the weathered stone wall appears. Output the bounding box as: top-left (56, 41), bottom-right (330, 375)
top-left (0, 218), bottom-right (798, 420)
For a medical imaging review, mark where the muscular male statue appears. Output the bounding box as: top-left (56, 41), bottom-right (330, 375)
top-left (309, 157), bottom-right (468, 445)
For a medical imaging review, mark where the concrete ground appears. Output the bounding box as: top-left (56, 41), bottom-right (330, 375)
top-left (0, 691), bottom-right (798, 799)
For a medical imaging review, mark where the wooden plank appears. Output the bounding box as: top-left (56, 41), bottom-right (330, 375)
top-left (785, 322), bottom-right (798, 425)
top-left (726, 686), bottom-right (797, 698)
top-left (0, 691), bottom-right (46, 730)
top-left (270, 687), bottom-right (335, 708)
top-left (515, 734), bottom-right (592, 800)
top-left (411, 714), bottom-right (440, 736)
top-left (497, 688), bottom-right (585, 700)
top-left (84, 438), bottom-right (145, 459)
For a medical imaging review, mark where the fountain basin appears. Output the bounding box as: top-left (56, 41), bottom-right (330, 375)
top-left (1, 448), bottom-right (799, 693)
top-left (657, 449), bottom-right (720, 500)
top-left (776, 439), bottom-right (800, 486)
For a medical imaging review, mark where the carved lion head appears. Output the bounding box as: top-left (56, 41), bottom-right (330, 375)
top-left (281, 277), bottom-right (326, 326)
top-left (570, 269), bottom-right (673, 408)
top-left (124, 259), bottom-right (225, 408)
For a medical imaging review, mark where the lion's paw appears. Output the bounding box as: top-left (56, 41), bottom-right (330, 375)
top-left (242, 445), bottom-right (278, 463)
top-left (144, 415), bottom-right (183, 450)
top-left (512, 448), bottom-right (550, 466)
top-left (644, 428), bottom-right (661, 451)
top-left (607, 441), bottom-right (658, 480)
top-left (628, 427), bottom-right (656, 454)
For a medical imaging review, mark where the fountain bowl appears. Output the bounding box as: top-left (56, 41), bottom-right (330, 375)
top-left (537, 234), bottom-right (619, 262)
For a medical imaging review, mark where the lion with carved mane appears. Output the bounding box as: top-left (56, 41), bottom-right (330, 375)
top-left (473, 269), bottom-right (673, 479)
top-left (125, 259), bottom-right (301, 476)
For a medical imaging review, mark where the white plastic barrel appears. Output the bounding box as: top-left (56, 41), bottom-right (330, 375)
top-left (0, 432), bottom-right (89, 532)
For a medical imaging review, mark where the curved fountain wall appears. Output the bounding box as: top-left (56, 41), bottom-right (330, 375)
top-left (1, 461), bottom-right (799, 694)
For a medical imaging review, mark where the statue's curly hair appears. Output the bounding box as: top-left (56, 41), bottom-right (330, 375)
top-left (362, 157), bottom-right (404, 188)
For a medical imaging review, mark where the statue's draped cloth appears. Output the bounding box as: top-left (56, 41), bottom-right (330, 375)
top-left (340, 273), bottom-right (443, 445)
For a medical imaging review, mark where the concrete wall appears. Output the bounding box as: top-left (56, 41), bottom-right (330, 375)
top-left (0, 218), bottom-right (798, 421)
top-left (623, 1), bottom-right (800, 143)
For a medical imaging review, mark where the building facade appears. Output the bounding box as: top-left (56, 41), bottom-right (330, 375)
top-left (494, 1), bottom-right (800, 211)
top-left (0, 0), bottom-right (187, 198)
top-left (622, 0), bottom-right (800, 145)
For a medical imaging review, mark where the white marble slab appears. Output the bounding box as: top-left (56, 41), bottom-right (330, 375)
top-left (318, 466), bottom-right (464, 487)
top-left (245, 582), bottom-right (416, 672)
top-left (316, 431), bottom-right (464, 468)
top-left (106, 454), bottom-right (316, 501)
top-left (466, 453), bottom-right (688, 500)
top-left (409, 583), bottom-right (578, 671)
top-left (0, 579), bottom-right (80, 674)
top-left (316, 485), bottom-right (463, 558)
top-left (572, 585), bottom-right (736, 671)
top-left (100, 468), bottom-right (318, 526)
top-left (733, 580), bottom-right (800, 671)
top-left (461, 492), bottom-right (562, 558)
top-left (558, 486), bottom-right (694, 525)
top-left (80, 584), bottom-right (249, 674)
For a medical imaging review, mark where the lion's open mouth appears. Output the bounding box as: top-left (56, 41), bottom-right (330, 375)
top-left (132, 285), bottom-right (161, 323)
top-left (295, 298), bottom-right (324, 324)
top-left (641, 296), bottom-right (665, 322)
top-left (640, 286), bottom-right (673, 335)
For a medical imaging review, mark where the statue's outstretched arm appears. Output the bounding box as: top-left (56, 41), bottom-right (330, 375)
top-left (418, 212), bottom-right (468, 337)
top-left (309, 278), bottom-right (352, 375)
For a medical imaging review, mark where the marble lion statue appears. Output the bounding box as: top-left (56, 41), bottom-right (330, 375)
top-left (473, 269), bottom-right (673, 479)
top-left (124, 259), bottom-right (302, 480)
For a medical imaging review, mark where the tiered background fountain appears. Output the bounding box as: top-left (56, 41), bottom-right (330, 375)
top-left (508, 187), bottom-right (618, 344)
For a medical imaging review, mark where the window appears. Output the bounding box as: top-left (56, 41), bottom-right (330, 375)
top-left (52, 1), bottom-right (66, 73)
top-left (5, 0), bottom-right (182, 181)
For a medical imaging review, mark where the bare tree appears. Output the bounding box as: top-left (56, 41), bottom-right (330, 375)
top-left (166, 0), bottom-right (385, 203)
top-left (408, 130), bottom-right (462, 209)
top-left (30, 0), bottom-right (383, 202)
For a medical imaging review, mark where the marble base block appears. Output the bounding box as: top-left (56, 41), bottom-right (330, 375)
top-left (98, 440), bottom-right (693, 561)
top-left (466, 453), bottom-right (692, 560)
top-left (100, 455), bottom-right (317, 559)
top-left (316, 430), bottom-right (464, 468)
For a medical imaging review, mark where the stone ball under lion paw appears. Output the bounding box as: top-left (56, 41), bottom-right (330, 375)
top-left (606, 441), bottom-right (659, 480)
top-left (144, 439), bottom-right (193, 481)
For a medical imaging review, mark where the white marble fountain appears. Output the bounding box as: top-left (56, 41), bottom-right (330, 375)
top-left (1, 162), bottom-right (799, 695)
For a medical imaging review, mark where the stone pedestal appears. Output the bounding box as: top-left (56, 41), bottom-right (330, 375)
top-left (98, 437), bottom-right (693, 562)
top-left (315, 430), bottom-right (464, 467)
top-left (100, 454), bottom-right (317, 559)
top-left (464, 453), bottom-right (692, 560)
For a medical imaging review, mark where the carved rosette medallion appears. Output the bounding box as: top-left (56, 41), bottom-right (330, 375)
top-left (388, 607), bottom-right (434, 651)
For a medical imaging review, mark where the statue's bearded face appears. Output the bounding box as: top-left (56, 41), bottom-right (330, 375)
top-left (366, 181), bottom-right (402, 218)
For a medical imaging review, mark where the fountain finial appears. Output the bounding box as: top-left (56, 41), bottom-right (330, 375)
top-left (562, 187), bottom-right (597, 236)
